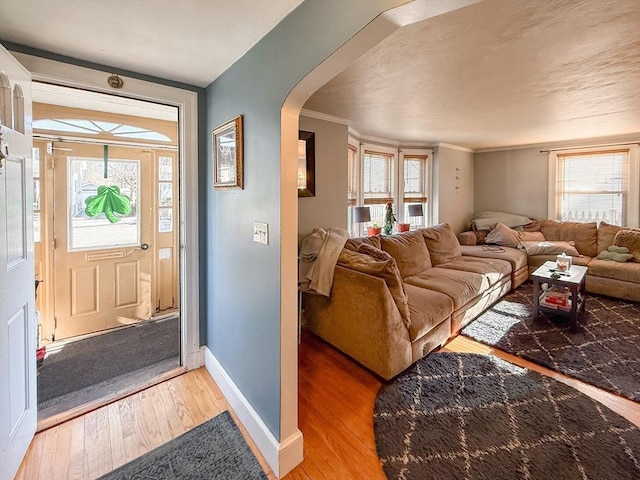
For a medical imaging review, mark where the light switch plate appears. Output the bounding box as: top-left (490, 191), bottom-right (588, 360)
top-left (253, 222), bottom-right (269, 245)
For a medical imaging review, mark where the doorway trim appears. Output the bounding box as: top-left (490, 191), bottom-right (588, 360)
top-left (14, 52), bottom-right (201, 369)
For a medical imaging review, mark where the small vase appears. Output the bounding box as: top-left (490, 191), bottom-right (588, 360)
top-left (397, 223), bottom-right (410, 232)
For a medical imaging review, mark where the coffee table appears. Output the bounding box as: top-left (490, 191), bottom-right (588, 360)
top-left (532, 261), bottom-right (587, 331)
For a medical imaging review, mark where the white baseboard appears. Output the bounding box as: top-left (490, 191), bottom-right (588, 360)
top-left (202, 346), bottom-right (303, 478)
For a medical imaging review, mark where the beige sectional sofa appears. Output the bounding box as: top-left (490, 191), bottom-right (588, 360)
top-left (458, 220), bottom-right (640, 302)
top-left (303, 219), bottom-right (640, 381)
top-left (303, 223), bottom-right (515, 380)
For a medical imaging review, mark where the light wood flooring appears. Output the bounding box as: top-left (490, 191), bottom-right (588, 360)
top-left (16, 330), bottom-right (640, 480)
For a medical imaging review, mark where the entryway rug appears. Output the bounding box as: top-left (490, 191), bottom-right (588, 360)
top-left (461, 283), bottom-right (640, 402)
top-left (98, 410), bottom-right (268, 480)
top-left (374, 353), bottom-right (640, 480)
top-left (38, 316), bottom-right (180, 407)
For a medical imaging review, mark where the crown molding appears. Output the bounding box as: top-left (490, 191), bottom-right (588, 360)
top-left (299, 108), bottom-right (350, 125)
top-left (437, 142), bottom-right (474, 153)
top-left (474, 133), bottom-right (640, 154)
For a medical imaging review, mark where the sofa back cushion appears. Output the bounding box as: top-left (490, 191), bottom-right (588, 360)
top-left (597, 221), bottom-right (625, 254)
top-left (337, 246), bottom-right (411, 328)
top-left (421, 223), bottom-right (462, 265)
top-left (379, 230), bottom-right (432, 278)
top-left (540, 220), bottom-right (597, 257)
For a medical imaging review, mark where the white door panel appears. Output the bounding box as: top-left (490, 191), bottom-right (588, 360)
top-left (0, 43), bottom-right (36, 480)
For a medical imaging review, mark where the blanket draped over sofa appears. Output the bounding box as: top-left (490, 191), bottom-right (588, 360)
top-left (303, 221), bottom-right (639, 380)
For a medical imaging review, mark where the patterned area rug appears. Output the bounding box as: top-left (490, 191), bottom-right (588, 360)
top-left (98, 411), bottom-right (267, 480)
top-left (375, 353), bottom-right (640, 480)
top-left (462, 283), bottom-right (640, 402)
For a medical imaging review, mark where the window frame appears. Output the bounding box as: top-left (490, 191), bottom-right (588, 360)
top-left (399, 148), bottom-right (432, 229)
top-left (547, 144), bottom-right (640, 228)
top-left (347, 138), bottom-right (433, 236)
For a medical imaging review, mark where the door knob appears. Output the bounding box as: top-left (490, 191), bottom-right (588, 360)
top-left (140, 243), bottom-right (149, 250)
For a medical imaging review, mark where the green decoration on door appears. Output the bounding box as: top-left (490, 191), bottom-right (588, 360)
top-left (85, 185), bottom-right (131, 223)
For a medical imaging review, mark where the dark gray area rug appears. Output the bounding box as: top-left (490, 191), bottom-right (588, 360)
top-left (375, 352), bottom-right (640, 480)
top-left (98, 410), bottom-right (267, 480)
top-left (462, 283), bottom-right (640, 402)
top-left (38, 316), bottom-right (179, 406)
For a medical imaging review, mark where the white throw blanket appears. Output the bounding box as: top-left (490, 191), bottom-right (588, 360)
top-left (299, 227), bottom-right (349, 296)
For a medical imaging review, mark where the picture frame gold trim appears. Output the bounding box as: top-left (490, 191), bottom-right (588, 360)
top-left (212, 114), bottom-right (243, 189)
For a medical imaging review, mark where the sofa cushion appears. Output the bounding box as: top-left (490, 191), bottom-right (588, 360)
top-left (403, 284), bottom-right (453, 341)
top-left (337, 247), bottom-right (411, 328)
top-left (597, 221), bottom-right (625, 254)
top-left (379, 230), bottom-right (432, 278)
top-left (614, 229), bottom-right (640, 262)
top-left (540, 220), bottom-right (597, 257)
top-left (344, 235), bottom-right (381, 251)
top-left (485, 222), bottom-right (545, 248)
top-left (460, 245), bottom-right (528, 273)
top-left (519, 240), bottom-right (581, 257)
top-left (421, 223), bottom-right (462, 265)
top-left (436, 256), bottom-right (512, 288)
top-left (404, 268), bottom-right (485, 310)
top-left (587, 258), bottom-right (640, 284)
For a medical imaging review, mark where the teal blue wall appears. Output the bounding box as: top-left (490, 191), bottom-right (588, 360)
top-left (205, 0), bottom-right (403, 440)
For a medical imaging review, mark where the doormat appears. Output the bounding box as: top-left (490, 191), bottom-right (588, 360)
top-left (98, 411), bottom-right (268, 480)
top-left (38, 316), bottom-right (179, 406)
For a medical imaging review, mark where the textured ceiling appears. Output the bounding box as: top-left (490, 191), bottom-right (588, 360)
top-left (304, 0), bottom-right (640, 150)
top-left (0, 0), bottom-right (302, 87)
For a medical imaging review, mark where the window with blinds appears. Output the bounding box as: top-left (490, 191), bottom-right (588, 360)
top-left (403, 154), bottom-right (428, 228)
top-left (347, 146), bottom-right (357, 207)
top-left (363, 150), bottom-right (394, 205)
top-left (555, 149), bottom-right (629, 225)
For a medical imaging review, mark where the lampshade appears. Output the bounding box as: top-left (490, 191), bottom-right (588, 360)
top-left (408, 204), bottom-right (424, 217)
top-left (353, 206), bottom-right (371, 223)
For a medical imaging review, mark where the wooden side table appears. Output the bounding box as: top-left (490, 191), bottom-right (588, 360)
top-left (532, 261), bottom-right (588, 331)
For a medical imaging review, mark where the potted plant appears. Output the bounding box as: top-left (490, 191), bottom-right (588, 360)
top-left (367, 221), bottom-right (382, 236)
top-left (397, 223), bottom-right (410, 232)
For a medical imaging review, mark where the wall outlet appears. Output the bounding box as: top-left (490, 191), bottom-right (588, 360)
top-left (253, 222), bottom-right (269, 245)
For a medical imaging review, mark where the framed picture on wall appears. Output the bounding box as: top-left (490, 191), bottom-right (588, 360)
top-left (297, 130), bottom-right (315, 197)
top-left (213, 115), bottom-right (243, 189)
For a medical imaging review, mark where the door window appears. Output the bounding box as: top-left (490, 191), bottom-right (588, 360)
top-left (67, 156), bottom-right (140, 250)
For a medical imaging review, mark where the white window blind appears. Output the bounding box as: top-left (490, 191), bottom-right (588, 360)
top-left (555, 149), bottom-right (629, 225)
top-left (363, 150), bottom-right (393, 205)
top-left (403, 154), bottom-right (428, 228)
top-left (347, 145), bottom-right (357, 207)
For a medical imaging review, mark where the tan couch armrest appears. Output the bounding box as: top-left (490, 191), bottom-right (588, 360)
top-left (457, 231), bottom-right (478, 246)
top-left (303, 266), bottom-right (412, 380)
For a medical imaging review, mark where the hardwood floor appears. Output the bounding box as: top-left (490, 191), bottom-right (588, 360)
top-left (16, 330), bottom-right (640, 479)
top-left (15, 369), bottom-right (277, 480)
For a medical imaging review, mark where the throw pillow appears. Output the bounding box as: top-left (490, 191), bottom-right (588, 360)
top-left (597, 250), bottom-right (633, 263)
top-left (421, 223), bottom-right (462, 265)
top-left (338, 247), bottom-right (411, 328)
top-left (518, 241), bottom-right (581, 257)
top-left (614, 229), bottom-right (640, 262)
top-left (485, 222), bottom-right (545, 248)
top-left (344, 235), bottom-right (381, 251)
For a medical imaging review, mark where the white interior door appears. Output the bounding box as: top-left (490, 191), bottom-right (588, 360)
top-left (0, 44), bottom-right (36, 480)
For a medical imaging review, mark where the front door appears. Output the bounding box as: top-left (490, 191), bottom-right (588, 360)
top-left (52, 141), bottom-right (154, 339)
top-left (0, 44), bottom-right (36, 480)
